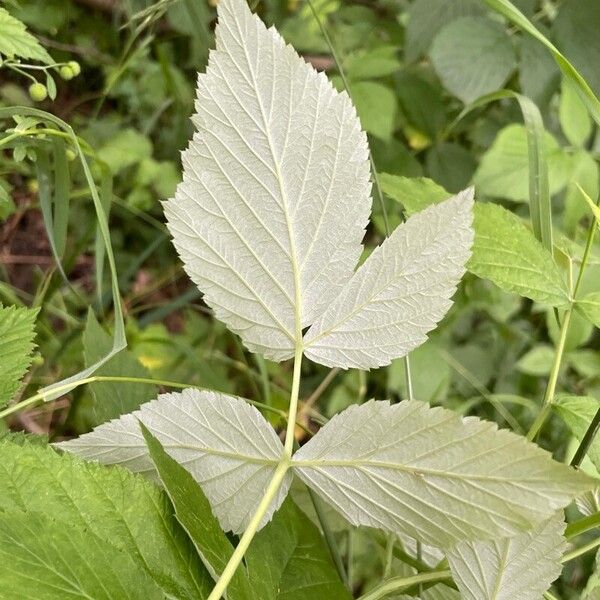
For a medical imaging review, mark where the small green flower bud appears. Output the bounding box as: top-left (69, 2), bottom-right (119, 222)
top-left (67, 61), bottom-right (81, 76)
top-left (59, 65), bottom-right (74, 80)
top-left (28, 82), bottom-right (47, 102)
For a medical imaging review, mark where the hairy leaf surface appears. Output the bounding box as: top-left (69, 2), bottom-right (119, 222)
top-left (0, 8), bottom-right (53, 64)
top-left (447, 514), bottom-right (566, 600)
top-left (58, 389), bottom-right (291, 534)
top-left (164, 0), bottom-right (371, 360)
top-left (303, 191), bottom-right (473, 369)
top-left (292, 400), bottom-right (592, 548)
top-left (0, 304), bottom-right (38, 408)
top-left (0, 441), bottom-right (211, 599)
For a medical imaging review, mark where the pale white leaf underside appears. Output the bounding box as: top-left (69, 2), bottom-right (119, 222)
top-left (164, 0), bottom-right (371, 361)
top-left (56, 389), bottom-right (290, 534)
top-left (292, 400), bottom-right (592, 548)
top-left (447, 513), bottom-right (567, 600)
top-left (303, 190), bottom-right (474, 368)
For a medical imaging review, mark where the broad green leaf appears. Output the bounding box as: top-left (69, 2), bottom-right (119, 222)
top-left (58, 389), bottom-right (292, 534)
top-left (0, 8), bottom-right (53, 64)
top-left (0, 511), bottom-right (164, 600)
top-left (567, 350), bottom-right (600, 380)
top-left (474, 124), bottom-right (572, 203)
top-left (303, 191), bottom-right (474, 369)
top-left (425, 142), bottom-right (476, 193)
top-left (430, 17), bottom-right (516, 103)
top-left (97, 128), bottom-right (153, 175)
top-left (292, 400), bottom-right (592, 548)
top-left (547, 307), bottom-right (593, 351)
top-left (247, 499), bottom-right (353, 600)
top-left (141, 424), bottom-right (253, 599)
top-left (142, 425), bottom-right (350, 600)
top-left (577, 292), bottom-right (600, 327)
top-left (379, 174), bottom-right (450, 216)
top-left (468, 203), bottom-right (570, 307)
top-left (554, 395), bottom-right (600, 471)
top-left (518, 32), bottom-right (559, 109)
top-left (560, 78), bottom-right (593, 147)
top-left (553, 0), bottom-right (600, 99)
top-left (563, 151), bottom-right (599, 234)
top-left (0, 304), bottom-right (38, 408)
top-left (395, 71), bottom-right (447, 141)
top-left (404, 0), bottom-right (484, 62)
top-left (483, 0), bottom-right (600, 126)
top-left (165, 0), bottom-right (372, 360)
top-left (516, 345), bottom-right (555, 376)
top-left (349, 80), bottom-right (397, 141)
top-left (447, 513), bottom-right (567, 600)
top-left (0, 442), bottom-right (211, 599)
top-left (344, 46), bottom-right (401, 80)
top-left (75, 310), bottom-right (157, 427)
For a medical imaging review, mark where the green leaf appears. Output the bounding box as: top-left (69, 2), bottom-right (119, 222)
top-left (554, 395), bottom-right (600, 471)
top-left (0, 511), bottom-right (164, 600)
top-left (350, 80), bottom-right (397, 141)
top-left (395, 71), bottom-right (447, 140)
top-left (140, 423), bottom-right (253, 600)
top-left (563, 151), bottom-right (599, 234)
top-left (97, 128), bottom-right (153, 175)
top-left (0, 7), bottom-right (53, 64)
top-left (425, 142), bottom-right (476, 193)
top-left (516, 345), bottom-right (555, 376)
top-left (0, 442), bottom-right (212, 599)
top-left (468, 203), bottom-right (570, 307)
top-left (0, 304), bottom-right (38, 408)
top-left (576, 292), bottom-right (600, 328)
top-left (560, 78), bottom-right (593, 147)
top-left (405, 0), bottom-right (484, 62)
top-left (474, 124), bottom-right (572, 203)
top-left (483, 0), bottom-right (600, 126)
top-left (430, 17), bottom-right (516, 103)
top-left (77, 310), bottom-right (157, 426)
top-left (379, 174), bottom-right (450, 216)
top-left (142, 425), bottom-right (351, 600)
top-left (553, 0), bottom-right (600, 99)
top-left (518, 31), bottom-right (560, 109)
top-left (247, 500), bottom-right (353, 600)
top-left (344, 46), bottom-right (401, 80)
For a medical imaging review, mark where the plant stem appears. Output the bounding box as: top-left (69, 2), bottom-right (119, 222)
top-left (526, 307), bottom-right (572, 441)
top-left (284, 345), bottom-right (304, 456)
top-left (358, 570), bottom-right (452, 600)
top-left (0, 376), bottom-right (287, 421)
top-left (565, 510), bottom-right (600, 539)
top-left (562, 537), bottom-right (600, 563)
top-left (526, 196), bottom-right (598, 442)
top-left (207, 458), bottom-right (291, 600)
top-left (208, 346), bottom-right (304, 598)
top-left (308, 487), bottom-right (349, 588)
top-left (571, 407), bottom-right (600, 468)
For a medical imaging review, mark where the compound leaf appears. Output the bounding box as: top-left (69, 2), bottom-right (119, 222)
top-left (164, 0), bottom-right (371, 360)
top-left (447, 514), bottom-right (566, 600)
top-left (57, 389), bottom-right (292, 535)
top-left (303, 191), bottom-right (473, 369)
top-left (292, 400), bottom-right (592, 548)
